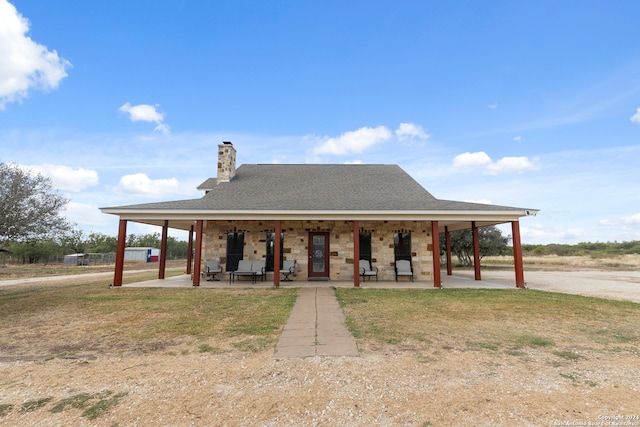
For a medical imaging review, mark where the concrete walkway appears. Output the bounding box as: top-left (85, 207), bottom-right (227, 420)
top-left (274, 287), bottom-right (359, 359)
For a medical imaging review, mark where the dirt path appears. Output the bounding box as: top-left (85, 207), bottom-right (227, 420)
top-left (450, 269), bottom-right (640, 303)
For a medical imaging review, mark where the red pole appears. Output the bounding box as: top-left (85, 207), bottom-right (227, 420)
top-left (472, 221), bottom-right (481, 281)
top-left (186, 225), bottom-right (194, 275)
top-left (192, 220), bottom-right (203, 286)
top-left (274, 220), bottom-right (281, 287)
top-left (159, 220), bottom-right (168, 279)
top-left (512, 221), bottom-right (525, 288)
top-left (113, 219), bottom-right (127, 287)
top-left (445, 226), bottom-right (452, 276)
top-left (353, 220), bottom-right (360, 287)
top-left (431, 221), bottom-right (441, 287)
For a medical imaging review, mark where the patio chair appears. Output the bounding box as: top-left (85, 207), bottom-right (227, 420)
top-left (232, 259), bottom-right (255, 283)
top-left (359, 259), bottom-right (378, 282)
top-left (395, 259), bottom-right (414, 282)
top-left (251, 259), bottom-right (266, 282)
top-left (280, 259), bottom-right (295, 281)
top-left (204, 259), bottom-right (222, 281)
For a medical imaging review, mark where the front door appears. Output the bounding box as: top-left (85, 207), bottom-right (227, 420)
top-left (308, 232), bottom-right (330, 279)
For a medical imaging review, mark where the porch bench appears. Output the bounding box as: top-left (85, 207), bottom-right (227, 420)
top-left (231, 260), bottom-right (266, 284)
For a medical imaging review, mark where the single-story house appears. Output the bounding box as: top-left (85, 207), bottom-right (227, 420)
top-left (101, 142), bottom-right (538, 287)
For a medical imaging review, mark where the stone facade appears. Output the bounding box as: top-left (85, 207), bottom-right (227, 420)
top-left (202, 219), bottom-right (438, 283)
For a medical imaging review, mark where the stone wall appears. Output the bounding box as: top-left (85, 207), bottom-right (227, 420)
top-left (202, 219), bottom-right (437, 283)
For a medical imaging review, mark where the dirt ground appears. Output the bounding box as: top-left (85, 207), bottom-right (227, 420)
top-left (1, 265), bottom-right (639, 426)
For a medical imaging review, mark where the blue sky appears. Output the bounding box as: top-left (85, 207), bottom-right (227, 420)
top-left (1, 0), bottom-right (640, 244)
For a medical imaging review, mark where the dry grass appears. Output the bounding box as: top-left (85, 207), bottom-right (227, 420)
top-left (0, 259), bottom-right (188, 280)
top-left (336, 288), bottom-right (640, 358)
top-left (0, 275), bottom-right (297, 359)
top-left (481, 254), bottom-right (640, 271)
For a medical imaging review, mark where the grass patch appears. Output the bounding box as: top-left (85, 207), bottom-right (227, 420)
top-left (335, 288), bottom-right (640, 357)
top-left (511, 334), bottom-right (554, 348)
top-left (552, 350), bottom-right (583, 360)
top-left (233, 337), bottom-right (276, 352)
top-left (0, 404), bottom-right (14, 416)
top-left (197, 343), bottom-right (225, 354)
top-left (0, 279), bottom-right (297, 356)
top-left (20, 397), bottom-right (53, 413)
top-left (80, 391), bottom-right (128, 420)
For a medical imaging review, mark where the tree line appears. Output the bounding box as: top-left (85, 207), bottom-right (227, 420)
top-left (1, 161), bottom-right (189, 264)
top-left (5, 232), bottom-right (189, 264)
top-left (522, 241), bottom-right (640, 256)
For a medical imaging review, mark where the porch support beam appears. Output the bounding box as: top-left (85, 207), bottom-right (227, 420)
top-left (159, 220), bottom-right (168, 280)
top-left (472, 221), bottom-right (481, 281)
top-left (512, 220), bottom-right (525, 288)
top-left (186, 225), bottom-right (194, 275)
top-left (274, 220), bottom-right (281, 287)
top-left (431, 221), bottom-right (441, 287)
top-left (445, 226), bottom-right (452, 276)
top-left (113, 219), bottom-right (127, 287)
top-left (353, 220), bottom-right (360, 287)
top-left (192, 220), bottom-right (203, 286)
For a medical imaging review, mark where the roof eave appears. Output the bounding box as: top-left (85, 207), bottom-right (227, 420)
top-left (100, 208), bottom-right (535, 222)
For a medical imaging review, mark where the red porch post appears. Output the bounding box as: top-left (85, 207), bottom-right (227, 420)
top-left (353, 220), bottom-right (360, 287)
top-left (186, 225), bottom-right (194, 275)
top-left (192, 220), bottom-right (203, 286)
top-left (512, 221), bottom-right (525, 288)
top-left (472, 221), bottom-right (481, 281)
top-left (159, 220), bottom-right (168, 279)
top-left (113, 219), bottom-right (127, 287)
top-left (445, 226), bottom-right (452, 276)
top-left (274, 220), bottom-right (281, 287)
top-left (431, 221), bottom-right (441, 287)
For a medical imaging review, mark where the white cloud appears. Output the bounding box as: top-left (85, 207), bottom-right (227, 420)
top-left (25, 164), bottom-right (99, 192)
top-left (313, 126), bottom-right (391, 155)
top-left (631, 107), bottom-right (640, 125)
top-left (486, 156), bottom-right (540, 175)
top-left (395, 122), bottom-right (429, 141)
top-left (452, 152), bottom-right (539, 175)
top-left (599, 213), bottom-right (640, 227)
top-left (452, 151), bottom-right (492, 168)
top-left (119, 102), bottom-right (171, 135)
top-left (488, 102), bottom-right (498, 110)
top-left (113, 173), bottom-right (182, 198)
top-left (513, 135), bottom-right (522, 142)
top-left (0, 0), bottom-right (71, 109)
top-left (64, 201), bottom-right (109, 228)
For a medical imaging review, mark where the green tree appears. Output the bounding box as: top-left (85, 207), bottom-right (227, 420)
top-left (84, 232), bottom-right (117, 253)
top-left (440, 225), bottom-right (510, 266)
top-left (0, 162), bottom-right (73, 245)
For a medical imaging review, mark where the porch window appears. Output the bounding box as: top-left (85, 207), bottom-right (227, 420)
top-left (394, 232), bottom-right (411, 262)
top-left (359, 232), bottom-right (372, 263)
top-left (226, 232), bottom-right (244, 271)
top-left (266, 232), bottom-right (284, 272)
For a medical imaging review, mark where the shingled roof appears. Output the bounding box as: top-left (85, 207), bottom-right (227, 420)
top-left (101, 163), bottom-right (536, 231)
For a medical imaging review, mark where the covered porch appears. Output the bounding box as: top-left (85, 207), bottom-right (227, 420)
top-left (105, 216), bottom-right (529, 289)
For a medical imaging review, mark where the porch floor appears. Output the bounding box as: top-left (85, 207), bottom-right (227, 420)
top-left (121, 271), bottom-right (516, 289)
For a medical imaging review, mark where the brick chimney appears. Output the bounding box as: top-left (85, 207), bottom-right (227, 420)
top-left (217, 141), bottom-right (236, 184)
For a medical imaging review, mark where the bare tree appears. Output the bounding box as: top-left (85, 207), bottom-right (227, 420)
top-left (0, 162), bottom-right (73, 245)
